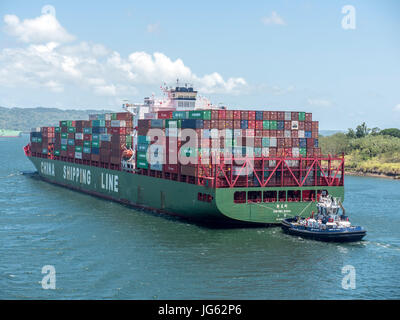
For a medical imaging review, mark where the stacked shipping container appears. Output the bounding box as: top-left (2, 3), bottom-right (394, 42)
top-left (136, 109), bottom-right (320, 177)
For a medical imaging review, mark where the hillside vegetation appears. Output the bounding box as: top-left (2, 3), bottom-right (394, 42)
top-left (0, 107), bottom-right (113, 132)
top-left (320, 123), bottom-right (400, 178)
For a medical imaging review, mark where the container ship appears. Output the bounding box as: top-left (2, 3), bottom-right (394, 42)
top-left (0, 129), bottom-right (22, 138)
top-left (24, 84), bottom-right (344, 226)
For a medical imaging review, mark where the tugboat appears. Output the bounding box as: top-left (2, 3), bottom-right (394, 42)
top-left (281, 194), bottom-right (366, 242)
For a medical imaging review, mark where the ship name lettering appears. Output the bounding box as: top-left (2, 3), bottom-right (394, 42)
top-left (41, 161), bottom-right (55, 176)
top-left (101, 173), bottom-right (119, 193)
top-left (63, 165), bottom-right (91, 185)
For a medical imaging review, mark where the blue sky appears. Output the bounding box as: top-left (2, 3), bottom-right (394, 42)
top-left (0, 0), bottom-right (399, 130)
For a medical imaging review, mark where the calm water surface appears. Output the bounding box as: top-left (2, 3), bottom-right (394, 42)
top-left (1, 136), bottom-right (399, 299)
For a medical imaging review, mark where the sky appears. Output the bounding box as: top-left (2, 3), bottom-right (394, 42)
top-left (0, 0), bottom-right (399, 130)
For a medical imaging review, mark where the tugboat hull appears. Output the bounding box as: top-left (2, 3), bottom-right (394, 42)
top-left (281, 218), bottom-right (366, 242)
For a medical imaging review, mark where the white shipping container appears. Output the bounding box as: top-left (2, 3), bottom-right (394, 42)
top-left (89, 114), bottom-right (99, 120)
top-left (202, 129), bottom-right (211, 139)
top-left (233, 129), bottom-right (242, 137)
top-left (100, 134), bottom-right (111, 142)
top-left (270, 137), bottom-right (277, 147)
top-left (285, 112), bottom-right (291, 121)
top-left (291, 121), bottom-right (299, 130)
top-left (105, 113), bottom-right (112, 121)
top-left (75, 152), bottom-right (82, 159)
top-left (284, 130), bottom-right (291, 138)
top-left (148, 144), bottom-right (164, 164)
top-left (292, 147), bottom-right (300, 157)
top-left (31, 127), bottom-right (41, 132)
top-left (61, 138), bottom-right (68, 145)
top-left (262, 147), bottom-right (270, 157)
top-left (144, 113), bottom-right (157, 119)
top-left (166, 128), bottom-right (179, 137)
top-left (298, 130), bottom-right (305, 138)
top-left (75, 133), bottom-right (83, 140)
top-left (111, 120), bottom-right (126, 127)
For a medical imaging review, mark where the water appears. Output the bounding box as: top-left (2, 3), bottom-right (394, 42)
top-left (1, 136), bottom-right (399, 299)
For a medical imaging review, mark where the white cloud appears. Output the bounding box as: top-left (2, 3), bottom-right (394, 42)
top-left (307, 98), bottom-right (332, 107)
top-left (262, 11), bottom-right (286, 26)
top-left (0, 13), bottom-right (247, 103)
top-left (3, 13), bottom-right (75, 43)
top-left (393, 104), bottom-right (400, 112)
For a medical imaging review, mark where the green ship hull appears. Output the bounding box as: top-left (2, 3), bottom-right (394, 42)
top-left (28, 156), bottom-right (344, 226)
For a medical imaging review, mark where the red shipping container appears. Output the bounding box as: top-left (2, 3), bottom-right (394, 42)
top-left (292, 130), bottom-right (298, 138)
top-left (277, 130), bottom-right (284, 138)
top-left (284, 148), bottom-right (292, 156)
top-left (277, 138), bottom-right (285, 148)
top-left (248, 111), bottom-right (256, 120)
top-left (277, 112), bottom-right (285, 121)
top-left (298, 121), bottom-right (305, 130)
top-left (91, 154), bottom-right (100, 162)
top-left (292, 138), bottom-right (299, 147)
top-left (255, 121), bottom-right (263, 130)
top-left (67, 151), bottom-right (74, 158)
top-left (83, 134), bottom-right (92, 141)
top-left (312, 121), bottom-right (319, 130)
top-left (284, 138), bottom-right (292, 147)
top-left (255, 138), bottom-right (262, 148)
top-left (225, 120), bottom-right (233, 128)
top-left (269, 130), bottom-right (277, 137)
top-left (291, 112), bottom-right (299, 121)
top-left (277, 148), bottom-right (285, 156)
top-left (211, 120), bottom-right (219, 129)
top-left (313, 147), bottom-right (321, 156)
top-left (233, 110), bottom-right (241, 120)
top-left (218, 110), bottom-right (226, 120)
top-left (255, 129), bottom-right (263, 137)
top-left (284, 121), bottom-right (291, 130)
top-left (164, 164), bottom-right (178, 174)
top-left (312, 131), bottom-right (319, 139)
top-left (305, 122), bottom-right (312, 131)
top-left (269, 148), bottom-right (277, 157)
top-left (203, 120), bottom-right (211, 129)
top-left (307, 138), bottom-right (314, 147)
top-left (240, 111), bottom-right (249, 120)
top-left (116, 112), bottom-right (133, 121)
top-left (248, 120), bottom-right (255, 129)
top-left (270, 111), bottom-right (278, 121)
top-left (263, 111), bottom-right (271, 120)
top-left (244, 129), bottom-right (255, 137)
top-left (263, 130), bottom-right (270, 137)
top-left (157, 111), bottom-right (173, 119)
top-left (305, 113), bottom-right (312, 122)
top-left (211, 110), bottom-right (219, 120)
top-left (234, 120), bottom-right (241, 129)
top-left (218, 120), bottom-right (225, 130)
top-left (226, 110), bottom-right (233, 120)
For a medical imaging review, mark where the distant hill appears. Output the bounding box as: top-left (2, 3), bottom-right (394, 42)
top-left (0, 107), bottom-right (114, 132)
top-left (319, 130), bottom-right (345, 137)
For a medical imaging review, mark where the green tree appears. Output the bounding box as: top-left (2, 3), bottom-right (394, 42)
top-left (355, 122), bottom-right (370, 138)
top-left (380, 128), bottom-right (400, 138)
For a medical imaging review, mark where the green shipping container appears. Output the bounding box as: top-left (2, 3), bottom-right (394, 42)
top-left (67, 121), bottom-right (74, 127)
top-left (136, 160), bottom-right (149, 169)
top-left (270, 120), bottom-right (277, 130)
top-left (172, 111), bottom-right (187, 119)
top-left (68, 127), bottom-right (76, 133)
top-left (60, 121), bottom-right (67, 127)
top-left (61, 132), bottom-right (68, 138)
top-left (137, 152), bottom-right (148, 161)
top-left (55, 127), bottom-right (61, 133)
top-left (138, 135), bottom-right (150, 145)
top-left (92, 120), bottom-right (106, 127)
top-left (92, 134), bottom-right (100, 141)
top-left (263, 120), bottom-right (270, 130)
top-left (83, 147), bottom-right (91, 154)
top-left (61, 145), bottom-right (67, 151)
top-left (300, 148), bottom-right (307, 156)
top-left (83, 141), bottom-right (91, 147)
top-left (75, 146), bottom-right (82, 152)
top-left (111, 113), bottom-right (117, 120)
top-left (54, 150), bottom-right (60, 156)
top-left (92, 141), bottom-right (100, 148)
top-left (299, 112), bottom-right (306, 121)
top-left (67, 139), bottom-right (75, 146)
top-left (166, 119), bottom-right (181, 128)
top-left (188, 110), bottom-right (211, 120)
top-left (83, 127), bottom-right (92, 134)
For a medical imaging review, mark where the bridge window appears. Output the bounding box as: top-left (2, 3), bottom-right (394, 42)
top-left (248, 191), bottom-right (262, 203)
top-left (279, 191), bottom-right (286, 202)
top-left (302, 190), bottom-right (316, 202)
top-left (263, 191), bottom-right (277, 202)
top-left (287, 190), bottom-right (301, 202)
top-left (234, 191), bottom-right (246, 204)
